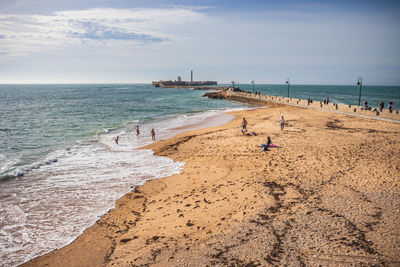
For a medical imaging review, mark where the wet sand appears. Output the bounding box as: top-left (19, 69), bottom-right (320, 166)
top-left (22, 103), bottom-right (400, 266)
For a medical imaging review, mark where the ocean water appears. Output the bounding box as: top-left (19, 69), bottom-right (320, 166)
top-left (0, 84), bottom-right (246, 267)
top-left (233, 84), bottom-right (400, 109)
top-left (1, 83), bottom-right (399, 266)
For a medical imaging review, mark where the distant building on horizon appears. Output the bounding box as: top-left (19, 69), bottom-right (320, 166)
top-left (152, 70), bottom-right (217, 88)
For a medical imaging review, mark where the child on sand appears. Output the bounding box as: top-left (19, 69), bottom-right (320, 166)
top-left (151, 129), bottom-right (156, 141)
top-left (280, 116), bottom-right (285, 130)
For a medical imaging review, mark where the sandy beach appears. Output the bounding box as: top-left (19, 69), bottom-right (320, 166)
top-left (22, 99), bottom-right (400, 266)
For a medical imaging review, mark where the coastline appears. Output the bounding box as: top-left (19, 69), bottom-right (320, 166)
top-left (22, 100), bottom-right (400, 266)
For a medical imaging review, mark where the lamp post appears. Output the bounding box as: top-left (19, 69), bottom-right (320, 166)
top-left (231, 81), bottom-right (235, 89)
top-left (251, 80), bottom-right (255, 94)
top-left (286, 78), bottom-right (290, 98)
top-left (357, 77), bottom-right (362, 106)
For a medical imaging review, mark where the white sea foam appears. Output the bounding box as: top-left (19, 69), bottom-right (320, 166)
top-left (0, 143), bottom-right (184, 267)
top-left (0, 109), bottom-right (237, 267)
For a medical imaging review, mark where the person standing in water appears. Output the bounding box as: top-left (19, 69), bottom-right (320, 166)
top-left (115, 136), bottom-right (119, 144)
top-left (136, 126), bottom-right (140, 136)
top-left (151, 129), bottom-right (156, 141)
top-left (280, 116), bottom-right (285, 130)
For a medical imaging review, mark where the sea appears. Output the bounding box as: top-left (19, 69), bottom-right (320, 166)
top-left (0, 83), bottom-right (399, 266)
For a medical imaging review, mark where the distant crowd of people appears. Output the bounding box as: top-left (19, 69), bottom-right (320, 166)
top-left (249, 89), bottom-right (395, 114)
top-left (319, 96), bottom-right (394, 113)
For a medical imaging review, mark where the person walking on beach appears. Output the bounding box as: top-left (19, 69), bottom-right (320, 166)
top-left (379, 101), bottom-right (384, 112)
top-left (151, 128), bottom-right (156, 141)
top-left (388, 102), bottom-right (393, 113)
top-left (136, 126), bottom-right (140, 136)
top-left (280, 116), bottom-right (285, 130)
top-left (115, 136), bottom-right (119, 144)
top-left (242, 118), bottom-right (248, 131)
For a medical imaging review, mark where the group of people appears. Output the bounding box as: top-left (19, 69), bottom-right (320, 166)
top-left (321, 97), bottom-right (395, 113)
top-left (241, 118), bottom-right (258, 136)
top-left (363, 100), bottom-right (394, 113)
top-left (115, 126), bottom-right (156, 144)
top-left (241, 116), bottom-right (285, 152)
top-left (362, 101), bottom-right (370, 111)
top-left (253, 91), bottom-right (261, 96)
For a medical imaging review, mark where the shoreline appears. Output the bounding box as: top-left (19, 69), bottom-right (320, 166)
top-left (22, 99), bottom-right (400, 266)
top-left (15, 108), bottom-right (240, 266)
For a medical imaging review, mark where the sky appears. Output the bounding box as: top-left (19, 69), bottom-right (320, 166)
top-left (0, 0), bottom-right (399, 85)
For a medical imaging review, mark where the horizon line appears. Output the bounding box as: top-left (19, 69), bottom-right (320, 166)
top-left (0, 82), bottom-right (399, 87)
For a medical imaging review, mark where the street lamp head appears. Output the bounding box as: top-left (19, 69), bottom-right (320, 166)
top-left (357, 77), bottom-right (362, 86)
top-left (286, 78), bottom-right (290, 98)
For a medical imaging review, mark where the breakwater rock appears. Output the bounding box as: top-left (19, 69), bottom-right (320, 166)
top-left (203, 92), bottom-right (227, 99)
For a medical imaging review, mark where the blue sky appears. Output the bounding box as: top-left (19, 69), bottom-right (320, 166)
top-left (0, 0), bottom-right (399, 85)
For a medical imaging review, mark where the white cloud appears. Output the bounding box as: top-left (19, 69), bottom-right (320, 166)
top-left (0, 7), bottom-right (207, 58)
